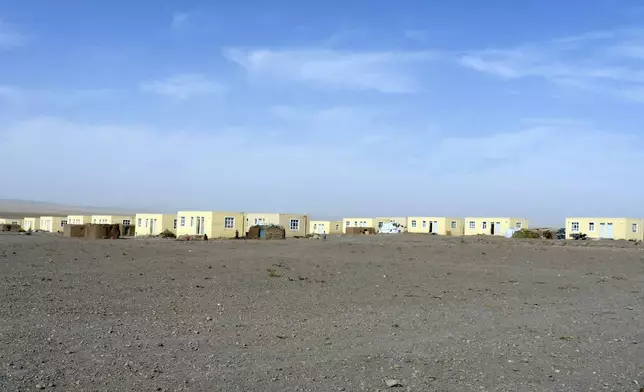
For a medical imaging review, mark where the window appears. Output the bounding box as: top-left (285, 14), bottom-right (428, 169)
top-left (335, 224), bottom-right (339, 230)
top-left (451, 221), bottom-right (457, 229)
top-left (123, 220), bottom-right (131, 225)
top-left (190, 217), bottom-right (194, 227)
top-left (422, 220), bottom-right (427, 228)
top-left (145, 219), bottom-right (148, 227)
top-left (411, 220), bottom-right (417, 228)
top-left (515, 222), bottom-right (522, 229)
top-left (633, 223), bottom-right (638, 233)
top-left (345, 221), bottom-right (350, 227)
top-left (138, 218), bottom-right (142, 227)
top-left (354, 221), bottom-right (358, 226)
top-left (224, 217), bottom-right (235, 229)
top-left (290, 219), bottom-right (300, 231)
top-left (60, 220), bottom-right (67, 227)
top-left (313, 224), bottom-right (317, 230)
top-left (173, 219), bottom-right (177, 229)
top-left (588, 222), bottom-right (595, 232)
top-left (180, 217), bottom-right (185, 227)
top-left (571, 222), bottom-right (580, 232)
top-left (469, 221), bottom-right (476, 229)
top-left (482, 222), bottom-right (487, 230)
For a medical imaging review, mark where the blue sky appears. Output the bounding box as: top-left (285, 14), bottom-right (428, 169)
top-left (1, 0), bottom-right (644, 224)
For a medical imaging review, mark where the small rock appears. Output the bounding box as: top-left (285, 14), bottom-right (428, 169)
top-left (36, 384), bottom-right (45, 390)
top-left (385, 379), bottom-right (403, 388)
top-left (206, 316), bottom-right (213, 321)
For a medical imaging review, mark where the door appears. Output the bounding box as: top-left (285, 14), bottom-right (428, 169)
top-left (496, 222), bottom-right (502, 235)
top-left (606, 223), bottom-right (614, 239)
top-left (490, 223), bottom-right (495, 235)
top-left (433, 221), bottom-right (439, 234)
top-left (429, 222), bottom-right (433, 234)
top-left (599, 223), bottom-right (606, 238)
top-left (318, 224), bottom-right (325, 234)
top-left (196, 217), bottom-right (201, 235)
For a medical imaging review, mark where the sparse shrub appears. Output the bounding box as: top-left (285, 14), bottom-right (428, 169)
top-left (159, 229), bottom-right (176, 239)
top-left (267, 268), bottom-right (281, 278)
top-left (512, 229), bottom-right (540, 239)
top-left (18, 228), bottom-right (26, 233)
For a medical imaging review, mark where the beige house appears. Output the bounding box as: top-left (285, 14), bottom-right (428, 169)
top-left (309, 220), bottom-right (342, 235)
top-left (565, 217), bottom-right (643, 241)
top-left (91, 215), bottom-right (134, 225)
top-left (67, 215), bottom-right (92, 225)
top-left (0, 217), bottom-right (23, 226)
top-left (40, 216), bottom-right (67, 233)
top-left (342, 217), bottom-right (377, 233)
top-left (176, 211), bottom-right (245, 238)
top-left (407, 217), bottom-right (463, 236)
top-left (135, 213), bottom-right (177, 236)
top-left (243, 212), bottom-right (308, 237)
top-left (375, 217), bottom-right (408, 232)
top-left (22, 217), bottom-right (40, 231)
top-left (464, 217), bottom-right (529, 236)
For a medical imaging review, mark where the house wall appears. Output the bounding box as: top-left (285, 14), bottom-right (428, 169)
top-left (135, 213), bottom-right (176, 236)
top-left (376, 217), bottom-right (408, 231)
top-left (464, 217), bottom-right (526, 236)
top-left (91, 215), bottom-right (135, 225)
top-left (309, 220), bottom-right (342, 235)
top-left (243, 212), bottom-right (280, 233)
top-left (22, 217), bottom-right (40, 231)
top-left (67, 215), bottom-right (92, 225)
top-left (278, 214), bottom-right (308, 237)
top-left (176, 211), bottom-right (213, 237)
top-left (0, 218), bottom-right (23, 226)
top-left (407, 217), bottom-right (464, 235)
top-left (211, 212), bottom-right (245, 238)
top-left (342, 218), bottom-right (376, 233)
top-left (565, 217), bottom-right (644, 240)
top-left (39, 216), bottom-right (66, 232)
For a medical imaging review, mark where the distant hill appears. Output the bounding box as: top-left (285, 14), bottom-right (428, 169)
top-left (0, 199), bottom-right (137, 218)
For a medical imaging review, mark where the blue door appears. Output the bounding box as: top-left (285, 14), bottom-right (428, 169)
top-left (599, 223), bottom-right (606, 238)
top-left (606, 223), bottom-right (614, 239)
top-left (259, 229), bottom-right (265, 239)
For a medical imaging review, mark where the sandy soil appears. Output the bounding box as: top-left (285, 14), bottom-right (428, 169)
top-left (1, 233), bottom-right (643, 391)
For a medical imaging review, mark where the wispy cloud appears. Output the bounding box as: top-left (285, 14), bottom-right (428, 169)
top-left (224, 48), bottom-right (438, 93)
top-left (140, 74), bottom-right (225, 100)
top-left (171, 12), bottom-right (189, 29)
top-left (458, 28), bottom-right (644, 102)
top-left (0, 85), bottom-right (117, 104)
top-left (0, 19), bottom-right (27, 49)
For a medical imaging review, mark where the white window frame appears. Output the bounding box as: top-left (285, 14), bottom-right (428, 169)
top-left (173, 219), bottom-right (177, 229)
top-left (632, 223), bottom-right (638, 233)
top-left (451, 221), bottom-right (457, 229)
top-left (571, 222), bottom-right (580, 232)
top-left (411, 220), bottom-right (417, 228)
top-left (145, 219), bottom-right (148, 227)
top-left (180, 217), bottom-right (186, 227)
top-left (515, 222), bottom-right (522, 229)
top-left (190, 217), bottom-right (195, 227)
top-left (290, 219), bottom-right (300, 231)
top-left (469, 221), bottom-right (476, 229)
top-left (482, 221), bottom-right (488, 230)
top-left (345, 220), bottom-right (350, 227)
top-left (60, 220), bottom-right (67, 227)
top-left (137, 218), bottom-right (142, 227)
top-left (422, 220), bottom-right (426, 228)
top-left (588, 222), bottom-right (595, 232)
top-left (224, 217), bottom-right (235, 229)
top-left (123, 220), bottom-right (131, 226)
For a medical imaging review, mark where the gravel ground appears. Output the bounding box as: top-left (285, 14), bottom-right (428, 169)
top-left (1, 233), bottom-right (643, 392)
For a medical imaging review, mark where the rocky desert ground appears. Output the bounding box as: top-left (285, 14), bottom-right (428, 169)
top-left (1, 233), bottom-right (643, 391)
